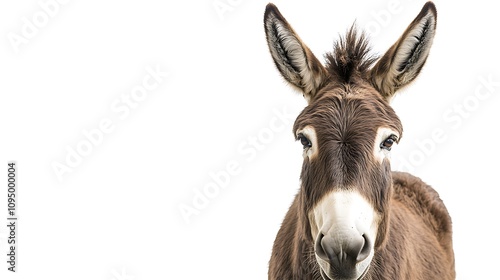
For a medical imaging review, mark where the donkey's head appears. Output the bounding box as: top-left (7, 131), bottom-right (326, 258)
top-left (264, 2), bottom-right (437, 279)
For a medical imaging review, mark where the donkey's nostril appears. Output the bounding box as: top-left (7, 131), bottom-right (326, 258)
top-left (316, 233), bottom-right (344, 265)
top-left (315, 233), bottom-right (329, 261)
top-left (357, 234), bottom-right (372, 262)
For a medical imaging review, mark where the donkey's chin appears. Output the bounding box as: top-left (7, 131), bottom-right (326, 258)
top-left (317, 259), bottom-right (371, 280)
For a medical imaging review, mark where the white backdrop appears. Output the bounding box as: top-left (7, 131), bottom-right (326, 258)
top-left (0, 0), bottom-right (499, 279)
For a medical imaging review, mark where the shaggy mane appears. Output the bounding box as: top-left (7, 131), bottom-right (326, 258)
top-left (325, 25), bottom-right (378, 83)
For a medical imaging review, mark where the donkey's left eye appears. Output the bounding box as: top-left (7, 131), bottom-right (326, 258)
top-left (297, 133), bottom-right (312, 149)
top-left (381, 135), bottom-right (398, 151)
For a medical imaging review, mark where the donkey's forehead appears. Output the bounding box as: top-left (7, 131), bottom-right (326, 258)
top-left (293, 86), bottom-right (403, 136)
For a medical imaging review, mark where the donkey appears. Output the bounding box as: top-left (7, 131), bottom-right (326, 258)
top-left (264, 2), bottom-right (455, 279)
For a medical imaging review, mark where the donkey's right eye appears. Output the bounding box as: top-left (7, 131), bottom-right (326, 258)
top-left (380, 134), bottom-right (398, 151)
top-left (297, 133), bottom-right (312, 149)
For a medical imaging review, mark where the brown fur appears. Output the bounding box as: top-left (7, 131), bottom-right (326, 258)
top-left (269, 173), bottom-right (455, 280)
top-left (264, 2), bottom-right (455, 279)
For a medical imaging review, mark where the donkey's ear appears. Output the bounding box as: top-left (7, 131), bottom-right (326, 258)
top-left (370, 2), bottom-right (437, 101)
top-left (264, 4), bottom-right (328, 103)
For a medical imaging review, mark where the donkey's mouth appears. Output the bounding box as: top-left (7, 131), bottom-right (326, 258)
top-left (319, 265), bottom-right (369, 280)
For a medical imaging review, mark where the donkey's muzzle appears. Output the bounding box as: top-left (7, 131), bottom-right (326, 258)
top-left (315, 231), bottom-right (371, 277)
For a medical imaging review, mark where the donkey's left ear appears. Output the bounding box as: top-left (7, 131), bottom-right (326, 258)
top-left (370, 1), bottom-right (437, 101)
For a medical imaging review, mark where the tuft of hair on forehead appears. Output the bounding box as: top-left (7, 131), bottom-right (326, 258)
top-left (325, 25), bottom-right (378, 83)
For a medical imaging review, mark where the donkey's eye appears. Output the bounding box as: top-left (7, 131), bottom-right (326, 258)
top-left (297, 133), bottom-right (312, 149)
top-left (381, 135), bottom-right (398, 151)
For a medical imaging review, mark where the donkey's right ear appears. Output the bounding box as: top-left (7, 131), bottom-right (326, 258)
top-left (264, 3), bottom-right (328, 103)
